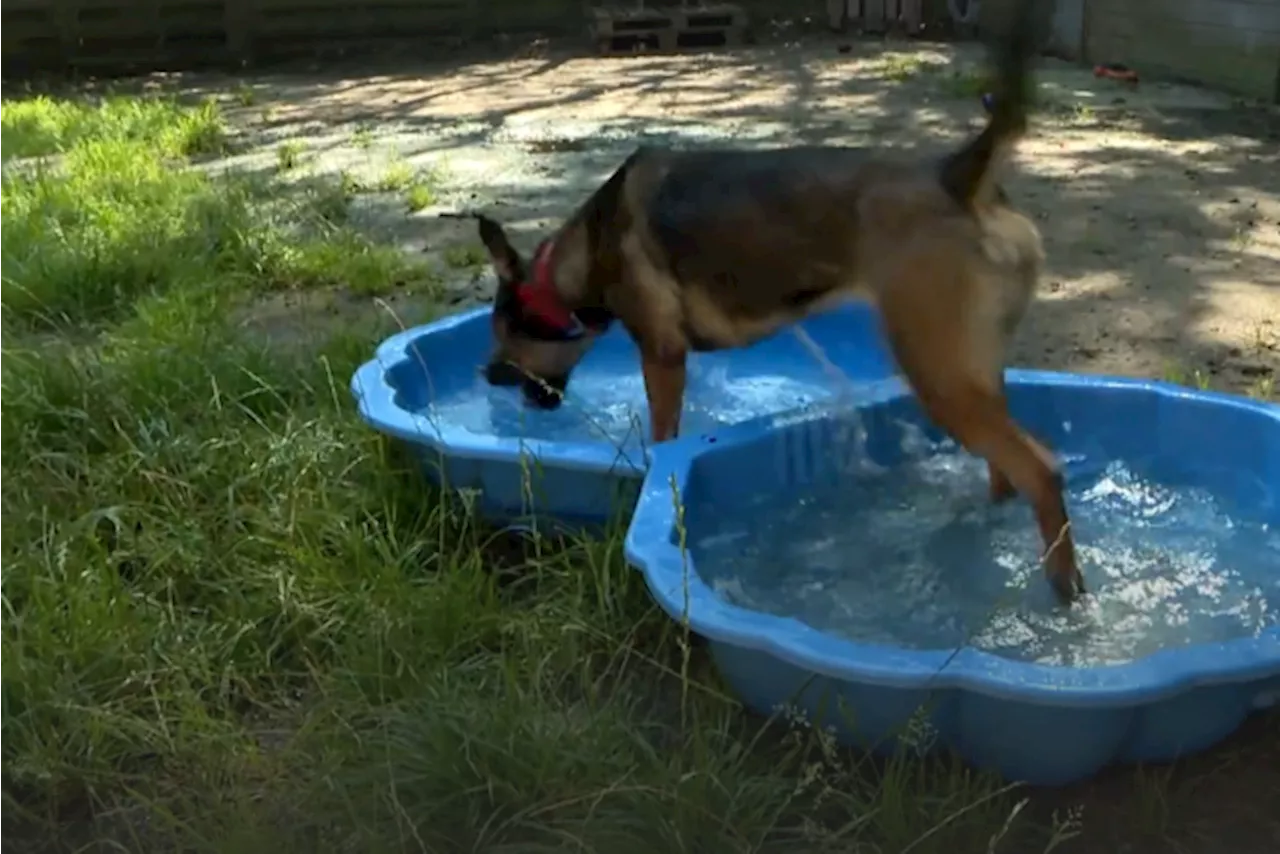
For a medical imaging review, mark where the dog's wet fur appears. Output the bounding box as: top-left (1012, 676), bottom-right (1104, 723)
top-left (456, 0), bottom-right (1085, 603)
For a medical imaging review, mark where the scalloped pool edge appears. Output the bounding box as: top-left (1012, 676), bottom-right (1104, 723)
top-left (623, 371), bottom-right (1280, 783)
top-left (349, 306), bottom-right (655, 529)
top-left (349, 306), bottom-right (649, 478)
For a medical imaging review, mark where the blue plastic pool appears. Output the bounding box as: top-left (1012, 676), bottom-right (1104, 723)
top-left (350, 303), bottom-right (896, 528)
top-left (624, 372), bottom-right (1280, 785)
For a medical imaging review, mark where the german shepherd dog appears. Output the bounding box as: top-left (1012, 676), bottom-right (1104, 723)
top-left (453, 0), bottom-right (1085, 602)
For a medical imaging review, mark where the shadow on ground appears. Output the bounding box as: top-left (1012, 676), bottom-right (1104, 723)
top-left (6, 33), bottom-right (1276, 852)
top-left (124, 36), bottom-right (1277, 396)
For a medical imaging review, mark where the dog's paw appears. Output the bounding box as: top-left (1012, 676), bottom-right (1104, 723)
top-left (1048, 566), bottom-right (1087, 605)
top-left (988, 464), bottom-right (1017, 503)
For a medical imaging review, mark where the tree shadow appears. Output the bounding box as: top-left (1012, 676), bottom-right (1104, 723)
top-left (181, 36), bottom-right (1277, 394)
top-left (6, 30), bottom-right (1278, 853)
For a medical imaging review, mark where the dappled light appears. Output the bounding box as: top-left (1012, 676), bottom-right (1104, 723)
top-left (2, 30), bottom-right (1277, 854)
top-left (146, 39), bottom-right (1277, 396)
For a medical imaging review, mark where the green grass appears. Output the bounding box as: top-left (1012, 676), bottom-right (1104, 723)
top-left (3, 88), bottom-right (1276, 854)
top-left (1162, 363), bottom-right (1215, 391)
top-left (1, 98), bottom-right (434, 330)
top-left (939, 67), bottom-right (991, 99)
top-left (1, 94), bottom-right (229, 161)
top-left (404, 180), bottom-right (437, 212)
top-left (10, 76), bottom-right (1280, 854)
top-left (276, 140), bottom-right (305, 171)
top-left (443, 242), bottom-right (488, 273)
top-left (0, 88), bottom-right (1047, 854)
top-left (881, 53), bottom-right (933, 82)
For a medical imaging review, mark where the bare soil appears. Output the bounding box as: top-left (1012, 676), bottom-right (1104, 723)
top-left (187, 36), bottom-right (1280, 397)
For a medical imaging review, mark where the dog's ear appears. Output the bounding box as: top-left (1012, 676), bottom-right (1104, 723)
top-left (473, 214), bottom-right (523, 282)
top-left (440, 211), bottom-right (525, 284)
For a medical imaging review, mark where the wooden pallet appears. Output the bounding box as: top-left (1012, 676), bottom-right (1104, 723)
top-left (589, 3), bottom-right (748, 55)
top-left (826, 0), bottom-right (926, 36)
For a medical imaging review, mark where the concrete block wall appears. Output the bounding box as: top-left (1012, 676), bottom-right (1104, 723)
top-left (1083, 0), bottom-right (1280, 101)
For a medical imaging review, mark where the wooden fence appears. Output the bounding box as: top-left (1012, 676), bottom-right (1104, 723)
top-left (7, 1), bottom-right (1276, 101)
top-left (0, 0), bottom-right (958, 76)
top-left (1, 0), bottom-right (596, 74)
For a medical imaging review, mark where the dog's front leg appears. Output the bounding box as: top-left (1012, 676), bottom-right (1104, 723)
top-left (988, 371), bottom-right (1017, 503)
top-left (641, 349), bottom-right (687, 443)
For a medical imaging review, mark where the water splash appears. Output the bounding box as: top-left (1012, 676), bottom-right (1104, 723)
top-left (696, 441), bottom-right (1280, 667)
top-left (420, 358), bottom-right (833, 453)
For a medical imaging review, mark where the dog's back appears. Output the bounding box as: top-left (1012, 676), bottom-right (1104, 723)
top-left (623, 137), bottom-right (1039, 352)
top-left (619, 147), bottom-right (943, 345)
top-left (620, 0), bottom-right (1044, 349)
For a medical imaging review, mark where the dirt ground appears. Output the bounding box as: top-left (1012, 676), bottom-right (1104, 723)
top-left (176, 35), bottom-right (1280, 398)
top-left (116, 34), bottom-right (1278, 851)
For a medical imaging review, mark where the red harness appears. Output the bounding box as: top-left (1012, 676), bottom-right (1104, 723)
top-left (515, 240), bottom-right (577, 332)
top-left (514, 240), bottom-right (612, 338)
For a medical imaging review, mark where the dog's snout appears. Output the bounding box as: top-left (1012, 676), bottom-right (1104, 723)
top-left (485, 360), bottom-right (568, 410)
top-left (484, 361), bottom-right (523, 387)
top-left (522, 374), bottom-right (567, 410)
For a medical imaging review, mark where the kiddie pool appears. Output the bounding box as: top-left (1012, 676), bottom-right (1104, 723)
top-left (350, 303), bottom-right (896, 528)
top-left (624, 372), bottom-right (1280, 785)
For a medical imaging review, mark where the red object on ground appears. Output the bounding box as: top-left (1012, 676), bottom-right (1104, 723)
top-left (1094, 63), bottom-right (1139, 83)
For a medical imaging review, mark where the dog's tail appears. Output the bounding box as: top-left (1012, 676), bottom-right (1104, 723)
top-left (939, 0), bottom-right (1039, 207)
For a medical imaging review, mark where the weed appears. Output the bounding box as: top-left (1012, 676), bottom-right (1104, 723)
top-left (883, 54), bottom-right (929, 82)
top-left (1249, 374), bottom-right (1277, 401)
top-left (376, 159), bottom-right (416, 193)
top-left (1229, 222), bottom-right (1254, 252)
top-left (1069, 102), bottom-right (1097, 123)
top-left (1, 94), bottom-right (228, 160)
top-left (1163, 363), bottom-right (1213, 391)
top-left (351, 124), bottom-right (375, 149)
top-left (276, 140), bottom-right (305, 171)
top-left (364, 158), bottom-right (438, 210)
top-left (233, 82), bottom-right (257, 107)
top-left (443, 243), bottom-right (487, 271)
top-left (404, 180), bottom-right (436, 212)
top-left (336, 168), bottom-right (363, 199)
top-left (941, 67), bottom-right (989, 99)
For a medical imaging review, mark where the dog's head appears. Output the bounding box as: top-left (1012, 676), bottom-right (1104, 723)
top-left (468, 213), bottom-right (609, 410)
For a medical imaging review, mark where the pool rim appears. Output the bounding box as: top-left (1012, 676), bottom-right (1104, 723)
top-left (624, 370), bottom-right (1280, 708)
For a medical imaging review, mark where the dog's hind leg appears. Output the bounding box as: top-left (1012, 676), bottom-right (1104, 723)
top-left (877, 250), bottom-right (1084, 602)
top-left (987, 372), bottom-right (1018, 503)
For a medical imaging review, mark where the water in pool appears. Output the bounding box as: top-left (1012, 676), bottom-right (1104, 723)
top-left (420, 358), bottom-right (833, 454)
top-left (694, 431), bottom-right (1280, 667)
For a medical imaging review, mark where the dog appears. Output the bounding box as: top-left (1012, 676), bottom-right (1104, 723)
top-left (452, 0), bottom-right (1084, 603)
